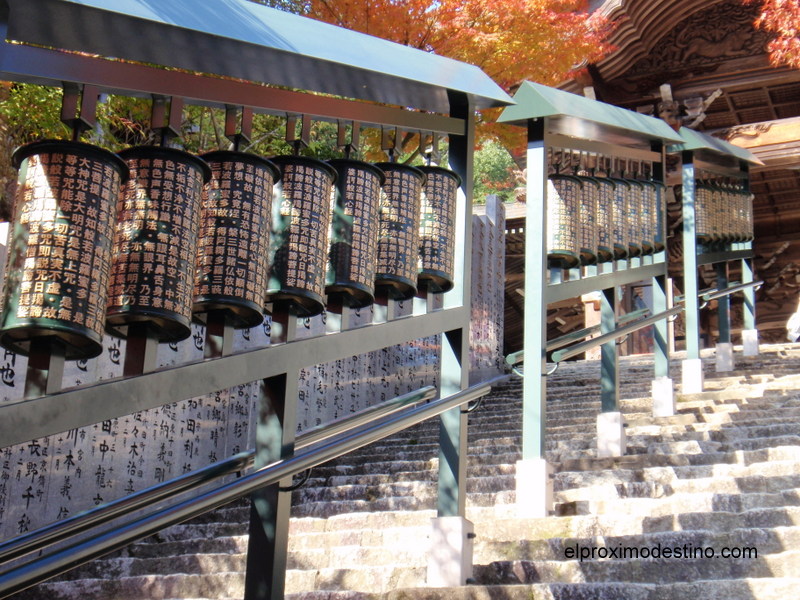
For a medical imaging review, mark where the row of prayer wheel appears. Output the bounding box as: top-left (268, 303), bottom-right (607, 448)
top-left (695, 180), bottom-right (754, 245)
top-left (0, 140), bottom-right (460, 360)
top-left (547, 172), bottom-right (666, 268)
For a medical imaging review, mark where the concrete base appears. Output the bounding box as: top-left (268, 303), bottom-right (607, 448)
top-left (426, 516), bottom-right (474, 587)
top-left (597, 411), bottom-right (626, 458)
top-left (515, 458), bottom-right (554, 518)
top-left (742, 329), bottom-right (760, 357)
top-left (715, 342), bottom-right (734, 372)
top-left (682, 358), bottom-right (704, 394)
top-left (651, 377), bottom-right (676, 417)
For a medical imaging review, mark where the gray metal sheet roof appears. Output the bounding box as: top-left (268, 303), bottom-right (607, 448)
top-left (5, 0), bottom-right (513, 112)
top-left (669, 127), bottom-right (763, 165)
top-left (499, 81), bottom-right (684, 144)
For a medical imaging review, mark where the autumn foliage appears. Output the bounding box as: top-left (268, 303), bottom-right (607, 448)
top-left (746, 0), bottom-right (800, 69)
top-left (305, 0), bottom-right (613, 91)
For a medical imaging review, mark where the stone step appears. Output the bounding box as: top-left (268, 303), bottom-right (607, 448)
top-left (474, 548), bottom-right (800, 585)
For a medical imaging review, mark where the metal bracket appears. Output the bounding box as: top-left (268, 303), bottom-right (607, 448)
top-left (151, 95), bottom-right (184, 145)
top-left (225, 105), bottom-right (253, 151)
top-left (60, 83), bottom-right (99, 139)
top-left (461, 394), bottom-right (485, 414)
top-left (337, 120), bottom-right (360, 158)
top-left (278, 468), bottom-right (313, 492)
top-left (381, 126), bottom-right (400, 162)
top-left (286, 114), bottom-right (311, 154)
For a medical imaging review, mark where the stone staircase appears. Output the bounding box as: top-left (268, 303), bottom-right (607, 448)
top-left (9, 344), bottom-right (800, 599)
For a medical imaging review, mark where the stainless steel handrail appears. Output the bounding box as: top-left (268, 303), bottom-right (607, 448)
top-left (0, 386), bottom-right (437, 565)
top-left (700, 280), bottom-right (762, 306)
top-left (0, 376), bottom-right (505, 598)
top-left (551, 305), bottom-right (684, 363)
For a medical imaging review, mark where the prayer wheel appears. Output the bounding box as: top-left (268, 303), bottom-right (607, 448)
top-left (106, 146), bottom-right (210, 342)
top-left (640, 181), bottom-right (657, 255)
top-left (267, 156), bottom-right (337, 317)
top-left (593, 177), bottom-right (615, 262)
top-left (0, 140), bottom-right (128, 359)
top-left (610, 177), bottom-right (629, 259)
top-left (546, 174), bottom-right (581, 268)
top-left (653, 181), bottom-right (667, 253)
top-left (695, 181), bottom-right (714, 245)
top-left (374, 163), bottom-right (425, 300)
top-left (417, 166), bottom-right (460, 292)
top-left (577, 176), bottom-right (598, 265)
top-left (624, 179), bottom-right (643, 257)
top-left (193, 151), bottom-right (280, 328)
top-left (326, 158), bottom-right (384, 308)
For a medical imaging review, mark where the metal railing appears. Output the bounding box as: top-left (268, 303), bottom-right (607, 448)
top-left (0, 376), bottom-right (506, 598)
top-left (699, 280), bottom-right (762, 308)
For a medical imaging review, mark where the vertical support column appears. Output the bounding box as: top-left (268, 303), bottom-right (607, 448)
top-left (597, 286), bottom-right (625, 457)
top-left (428, 91), bottom-right (474, 587)
top-left (651, 274), bottom-right (675, 417)
top-left (681, 153), bottom-right (703, 393)
top-left (516, 119), bottom-right (553, 518)
top-left (24, 339), bottom-right (65, 399)
top-left (741, 255), bottom-right (759, 356)
top-left (245, 370), bottom-right (299, 600)
top-left (715, 262), bottom-right (734, 372)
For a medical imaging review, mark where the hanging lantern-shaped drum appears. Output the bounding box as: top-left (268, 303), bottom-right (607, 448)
top-left (193, 151), bottom-right (279, 328)
top-left (0, 140), bottom-right (128, 359)
top-left (547, 174), bottom-right (581, 268)
top-left (374, 163), bottom-right (426, 300)
top-left (267, 156), bottom-right (336, 317)
top-left (418, 166), bottom-right (461, 292)
top-left (652, 182), bottom-right (667, 253)
top-left (326, 159), bottom-right (384, 308)
top-left (106, 146), bottom-right (209, 342)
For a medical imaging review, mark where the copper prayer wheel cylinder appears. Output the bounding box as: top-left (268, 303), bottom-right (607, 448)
top-left (267, 156), bottom-right (337, 316)
top-left (640, 181), bottom-right (656, 255)
top-left (193, 151), bottom-right (280, 328)
top-left (546, 174), bottom-right (581, 268)
top-left (0, 140), bottom-right (128, 359)
top-left (577, 176), bottom-right (598, 265)
top-left (417, 166), bottom-right (461, 293)
top-left (106, 146), bottom-right (210, 342)
top-left (610, 178), bottom-right (629, 259)
top-left (374, 163), bottom-right (426, 300)
top-left (624, 179), bottom-right (643, 257)
top-left (695, 182), bottom-right (714, 245)
top-left (325, 159), bottom-right (384, 308)
top-left (593, 177), bottom-right (615, 262)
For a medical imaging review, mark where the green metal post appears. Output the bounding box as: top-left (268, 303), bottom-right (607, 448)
top-left (682, 153), bottom-right (701, 360)
top-left (437, 328), bottom-right (468, 517)
top-left (244, 370), bottom-right (299, 600)
top-left (715, 262), bottom-right (731, 344)
top-left (522, 119), bottom-right (548, 460)
top-left (652, 274), bottom-right (670, 379)
top-left (742, 256), bottom-right (756, 331)
top-left (432, 92), bottom-right (473, 518)
top-left (600, 286), bottom-right (619, 413)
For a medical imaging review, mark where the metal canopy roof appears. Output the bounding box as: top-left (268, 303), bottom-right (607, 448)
top-left (499, 81), bottom-right (683, 144)
top-left (4, 0), bottom-right (513, 113)
top-left (669, 127), bottom-right (764, 166)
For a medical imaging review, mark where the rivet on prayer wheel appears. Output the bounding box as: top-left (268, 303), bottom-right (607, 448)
top-left (0, 140), bottom-right (128, 359)
top-left (193, 151), bottom-right (280, 328)
top-left (106, 146), bottom-right (210, 342)
top-left (547, 174), bottom-right (582, 268)
top-left (267, 156), bottom-right (337, 317)
top-left (417, 165), bottom-right (461, 293)
top-left (326, 158), bottom-right (385, 308)
top-left (374, 163), bottom-right (426, 301)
